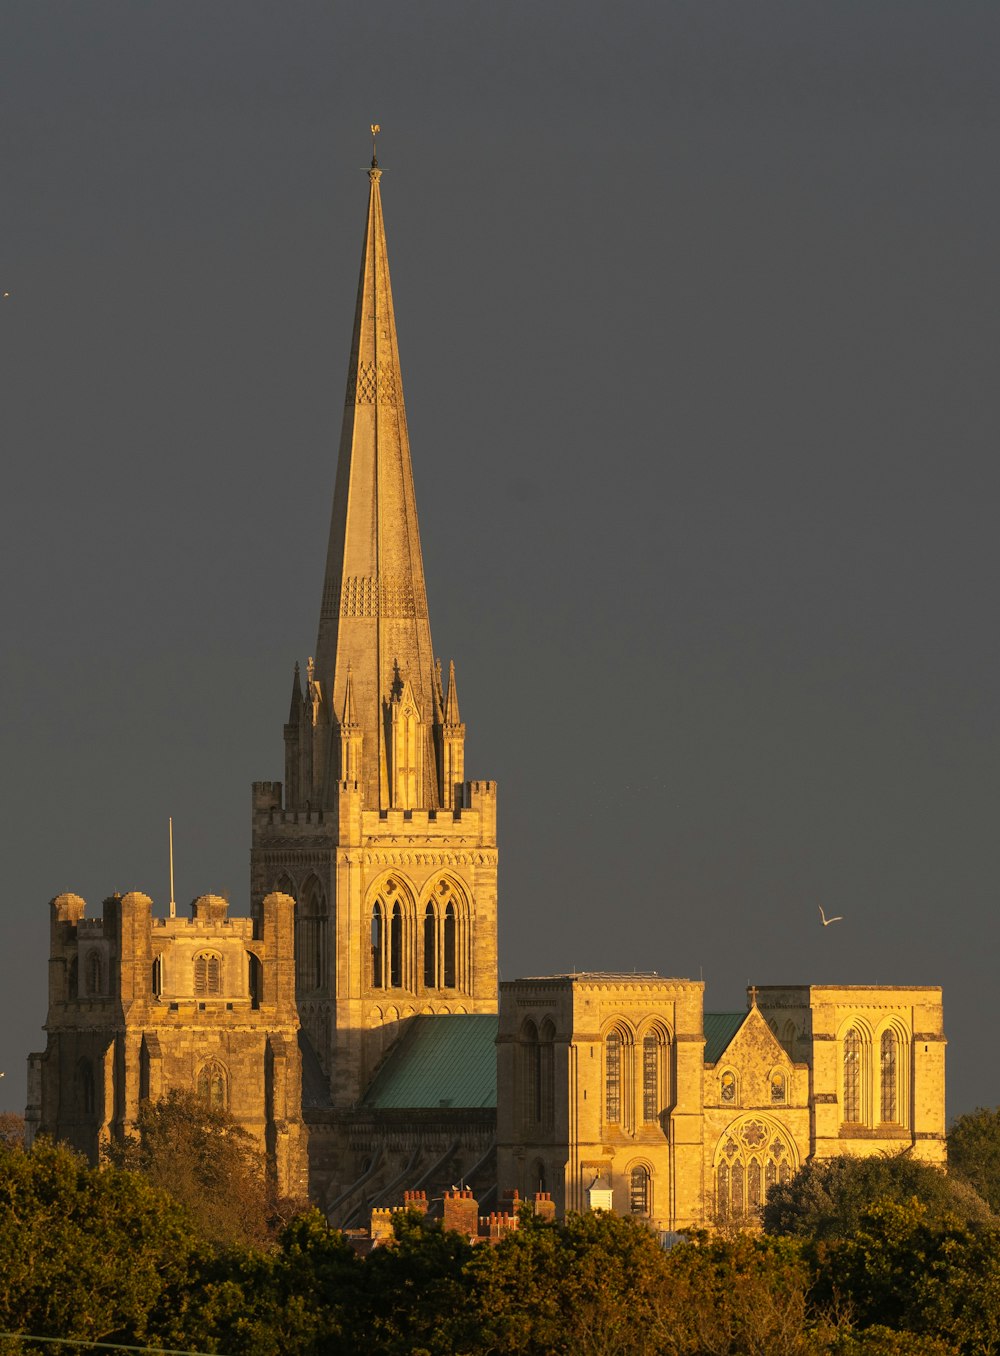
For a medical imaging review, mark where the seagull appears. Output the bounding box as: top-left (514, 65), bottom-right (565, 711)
top-left (818, 905), bottom-right (844, 927)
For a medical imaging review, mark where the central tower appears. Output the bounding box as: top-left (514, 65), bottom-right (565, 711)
top-left (251, 151), bottom-right (498, 1110)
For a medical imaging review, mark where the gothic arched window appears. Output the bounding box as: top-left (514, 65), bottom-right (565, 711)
top-left (605, 1030), bottom-right (623, 1125)
top-left (843, 1028), bottom-right (862, 1123)
top-left (720, 1070), bottom-right (736, 1104)
top-left (748, 1158), bottom-right (762, 1210)
top-left (247, 951), bottom-right (261, 1009)
top-left (715, 1118), bottom-right (795, 1220)
top-left (540, 1018), bottom-right (556, 1130)
top-left (295, 876), bottom-right (328, 995)
top-left (717, 1162), bottom-right (730, 1219)
top-left (521, 1020), bottom-right (540, 1128)
top-left (390, 903), bottom-right (403, 988)
top-left (642, 1030), bottom-right (667, 1124)
top-left (423, 903), bottom-right (437, 988)
top-left (443, 902), bottom-right (457, 988)
top-left (630, 1164), bottom-right (651, 1215)
top-left (87, 951), bottom-right (103, 997)
top-left (371, 903), bottom-right (385, 988)
top-left (770, 1071), bottom-right (787, 1104)
top-left (194, 952), bottom-right (221, 996)
top-left (881, 1029), bottom-right (898, 1124)
top-left (197, 1061), bottom-right (228, 1110)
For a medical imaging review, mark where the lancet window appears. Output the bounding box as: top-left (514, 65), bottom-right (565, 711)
top-left (521, 1020), bottom-right (541, 1128)
top-left (419, 880), bottom-right (467, 993)
top-left (443, 902), bottom-right (457, 988)
top-left (194, 952), bottom-right (221, 996)
top-left (370, 879), bottom-right (411, 991)
top-left (423, 904), bottom-right (437, 988)
top-left (770, 1072), bottom-right (787, 1104)
top-left (605, 1030), bottom-right (623, 1125)
top-left (880, 1029), bottom-right (899, 1123)
top-left (247, 952), bottom-right (261, 1009)
top-left (86, 950), bottom-right (103, 998)
top-left (197, 1061), bottom-right (228, 1111)
top-left (642, 1028), bottom-right (669, 1124)
top-left (295, 876), bottom-right (328, 995)
top-left (539, 1019), bottom-right (556, 1130)
top-left (843, 1028), bottom-right (862, 1123)
top-left (630, 1164), bottom-right (651, 1215)
top-left (390, 904), bottom-right (403, 988)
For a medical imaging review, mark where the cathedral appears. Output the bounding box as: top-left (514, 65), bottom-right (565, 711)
top-left (26, 146), bottom-right (947, 1234)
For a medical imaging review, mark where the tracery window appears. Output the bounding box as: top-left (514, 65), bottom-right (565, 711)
top-left (630, 1164), bottom-right (651, 1215)
top-left (370, 879), bottom-right (411, 990)
top-left (720, 1070), bottom-right (736, 1103)
top-left (770, 1072), bottom-right (786, 1104)
top-left (715, 1119), bottom-right (794, 1219)
top-left (881, 1029), bottom-right (898, 1123)
top-left (843, 1028), bottom-right (862, 1123)
top-left (605, 1031), bottom-right (622, 1124)
top-left (197, 1061), bottom-right (227, 1110)
top-left (194, 952), bottom-right (221, 996)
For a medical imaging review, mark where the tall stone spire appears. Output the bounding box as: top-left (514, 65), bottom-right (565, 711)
top-left (315, 151), bottom-right (437, 809)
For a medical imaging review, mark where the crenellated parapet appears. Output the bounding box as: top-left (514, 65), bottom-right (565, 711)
top-left (29, 887), bottom-right (307, 1196)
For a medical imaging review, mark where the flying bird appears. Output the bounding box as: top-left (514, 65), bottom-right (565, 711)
top-left (818, 905), bottom-right (844, 927)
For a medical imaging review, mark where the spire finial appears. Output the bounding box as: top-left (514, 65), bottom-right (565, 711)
top-left (370, 123), bottom-right (381, 169)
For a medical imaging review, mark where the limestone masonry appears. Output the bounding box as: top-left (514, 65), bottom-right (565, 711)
top-left (27, 149), bottom-right (947, 1232)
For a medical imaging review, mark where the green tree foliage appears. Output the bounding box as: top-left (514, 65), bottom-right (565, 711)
top-left (762, 1154), bottom-right (993, 1240)
top-left (106, 1089), bottom-right (278, 1248)
top-left (6, 1140), bottom-right (1000, 1356)
top-left (810, 1199), bottom-right (1000, 1354)
top-left (0, 1137), bottom-right (201, 1351)
top-left (948, 1105), bottom-right (1000, 1214)
top-left (470, 1207), bottom-right (670, 1355)
top-left (166, 1209), bottom-right (363, 1356)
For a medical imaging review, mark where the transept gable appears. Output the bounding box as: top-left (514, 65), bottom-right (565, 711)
top-left (705, 1006), bottom-right (799, 1110)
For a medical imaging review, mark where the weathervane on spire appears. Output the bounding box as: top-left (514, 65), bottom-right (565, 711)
top-left (370, 123), bottom-right (381, 168)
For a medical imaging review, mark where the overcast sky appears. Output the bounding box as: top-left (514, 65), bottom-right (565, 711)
top-left (2, 1), bottom-right (998, 1122)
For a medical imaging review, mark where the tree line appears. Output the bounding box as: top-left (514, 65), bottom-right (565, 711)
top-left (2, 1098), bottom-right (1000, 1355)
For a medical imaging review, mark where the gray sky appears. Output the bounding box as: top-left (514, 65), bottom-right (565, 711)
top-left (3, 1), bottom-right (998, 1122)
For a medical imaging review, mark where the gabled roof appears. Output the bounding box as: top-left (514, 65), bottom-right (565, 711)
top-left (362, 1014), bottom-right (498, 1110)
top-left (704, 1012), bottom-right (747, 1064)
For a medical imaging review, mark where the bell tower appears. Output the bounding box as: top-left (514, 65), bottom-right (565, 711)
top-left (251, 142), bottom-right (498, 1108)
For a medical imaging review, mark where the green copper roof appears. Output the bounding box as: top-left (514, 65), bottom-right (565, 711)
top-left (362, 1014), bottom-right (498, 1110)
top-left (704, 1012), bottom-right (746, 1064)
